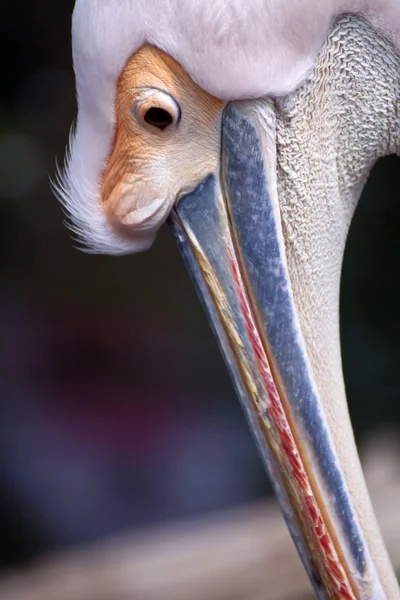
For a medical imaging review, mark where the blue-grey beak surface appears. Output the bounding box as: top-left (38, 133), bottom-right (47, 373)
top-left (170, 103), bottom-right (381, 600)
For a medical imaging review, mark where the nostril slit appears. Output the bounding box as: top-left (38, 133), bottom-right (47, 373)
top-left (144, 107), bottom-right (173, 130)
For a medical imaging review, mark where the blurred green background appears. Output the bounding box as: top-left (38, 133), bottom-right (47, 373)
top-left (0, 0), bottom-right (399, 569)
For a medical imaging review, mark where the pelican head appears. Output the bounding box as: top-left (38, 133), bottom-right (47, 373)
top-left (56, 2), bottom-right (400, 599)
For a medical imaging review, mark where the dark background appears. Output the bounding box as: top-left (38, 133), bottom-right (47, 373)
top-left (0, 0), bottom-right (399, 569)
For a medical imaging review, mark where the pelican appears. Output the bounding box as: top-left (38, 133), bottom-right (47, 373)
top-left (56, 2), bottom-right (400, 598)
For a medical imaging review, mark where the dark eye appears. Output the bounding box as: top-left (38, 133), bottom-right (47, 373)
top-left (134, 89), bottom-right (181, 134)
top-left (144, 107), bottom-right (173, 131)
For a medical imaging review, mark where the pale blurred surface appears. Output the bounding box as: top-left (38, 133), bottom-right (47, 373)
top-left (0, 0), bottom-right (399, 595)
top-left (0, 433), bottom-right (398, 599)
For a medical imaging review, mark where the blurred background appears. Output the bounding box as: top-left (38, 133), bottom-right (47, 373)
top-left (0, 0), bottom-right (399, 593)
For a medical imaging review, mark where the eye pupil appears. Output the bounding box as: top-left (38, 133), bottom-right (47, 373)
top-left (144, 107), bottom-right (173, 130)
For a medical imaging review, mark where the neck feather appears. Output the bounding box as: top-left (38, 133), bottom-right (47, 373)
top-left (276, 14), bottom-right (400, 598)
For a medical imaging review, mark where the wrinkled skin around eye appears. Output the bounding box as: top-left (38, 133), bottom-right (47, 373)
top-left (101, 45), bottom-right (224, 247)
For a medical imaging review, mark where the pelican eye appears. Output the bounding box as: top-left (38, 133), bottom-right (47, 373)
top-left (134, 89), bottom-right (181, 134)
top-left (144, 107), bottom-right (173, 130)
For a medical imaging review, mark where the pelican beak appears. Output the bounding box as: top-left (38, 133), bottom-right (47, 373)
top-left (88, 35), bottom-right (396, 598)
top-left (169, 101), bottom-right (376, 600)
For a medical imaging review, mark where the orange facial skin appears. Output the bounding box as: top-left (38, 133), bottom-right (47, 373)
top-left (102, 45), bottom-right (224, 244)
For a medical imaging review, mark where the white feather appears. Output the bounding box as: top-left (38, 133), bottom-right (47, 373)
top-left (57, 0), bottom-right (400, 253)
